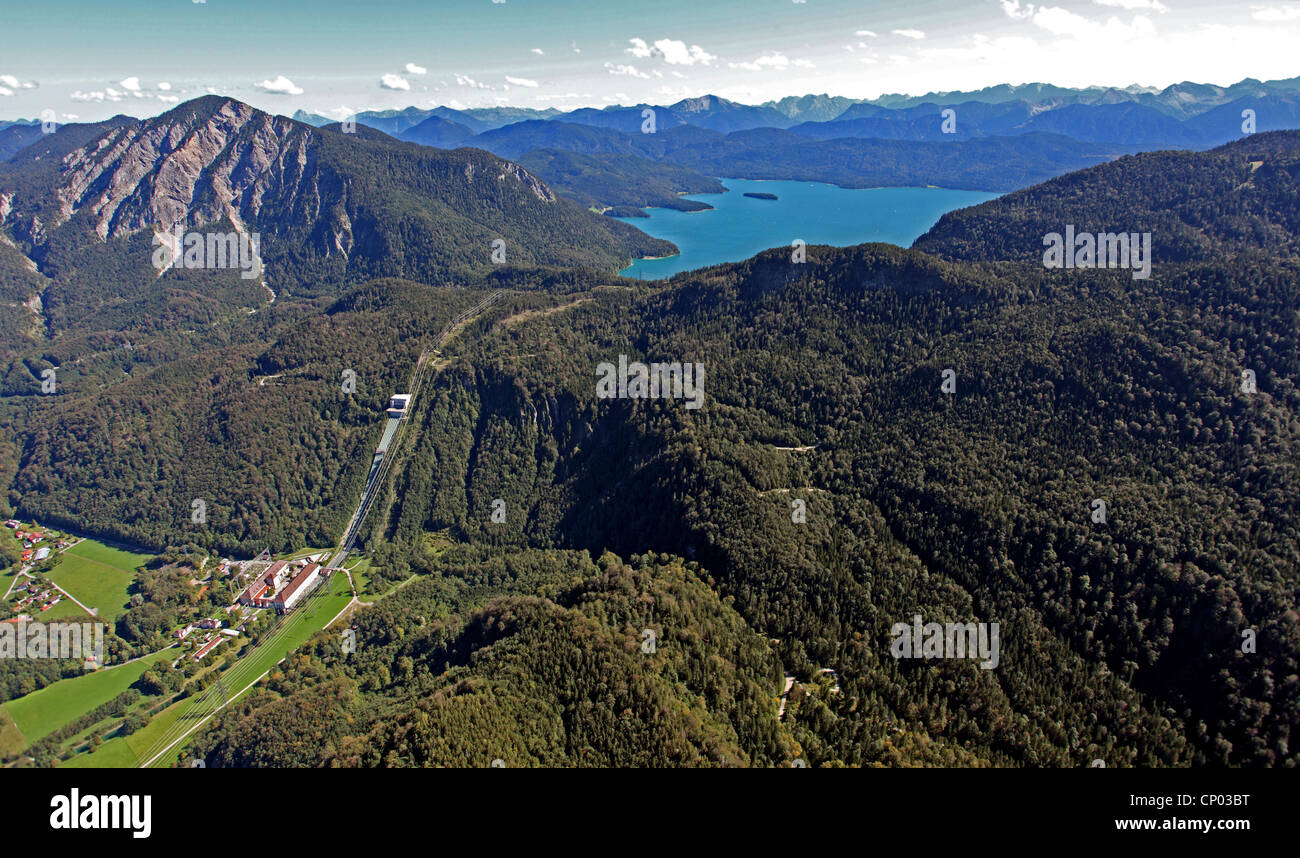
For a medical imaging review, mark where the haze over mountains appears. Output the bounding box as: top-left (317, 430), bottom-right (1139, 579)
top-left (278, 77), bottom-right (1300, 212)
top-left (286, 75), bottom-right (1300, 135)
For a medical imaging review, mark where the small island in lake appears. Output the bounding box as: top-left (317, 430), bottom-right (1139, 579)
top-left (743, 192), bottom-right (778, 200)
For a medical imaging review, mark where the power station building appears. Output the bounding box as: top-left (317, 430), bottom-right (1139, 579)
top-left (388, 394), bottom-right (413, 418)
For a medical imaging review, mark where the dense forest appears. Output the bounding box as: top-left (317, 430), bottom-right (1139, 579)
top-left (915, 131), bottom-right (1300, 263)
top-left (191, 549), bottom-right (792, 767)
top-left (3, 108), bottom-right (1297, 766)
top-left (514, 148), bottom-right (722, 214)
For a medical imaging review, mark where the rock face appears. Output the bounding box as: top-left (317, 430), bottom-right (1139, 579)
top-left (57, 99), bottom-right (311, 241)
top-left (41, 96), bottom-right (557, 249)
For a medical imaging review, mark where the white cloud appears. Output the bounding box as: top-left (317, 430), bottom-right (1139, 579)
top-left (892, 29), bottom-right (926, 39)
top-left (380, 73), bottom-right (410, 90)
top-left (1094, 0), bottom-right (1167, 9)
top-left (999, 1), bottom-right (1158, 40)
top-left (254, 75), bottom-right (303, 95)
top-left (454, 73), bottom-right (491, 89)
top-left (729, 53), bottom-right (814, 71)
top-left (626, 37), bottom-right (716, 65)
top-left (657, 39), bottom-right (716, 65)
top-left (531, 48), bottom-right (545, 55)
top-left (1252, 4), bottom-right (1300, 20)
top-left (505, 76), bottom-right (539, 87)
top-left (855, 29), bottom-right (878, 37)
top-left (319, 105), bottom-right (356, 121)
top-left (532, 92), bottom-right (593, 102)
top-left (71, 79), bottom-right (180, 103)
top-left (405, 62), bottom-right (427, 75)
top-left (1001, 0), bottom-right (1034, 18)
top-left (0, 74), bottom-right (37, 93)
top-left (605, 62), bottom-right (650, 79)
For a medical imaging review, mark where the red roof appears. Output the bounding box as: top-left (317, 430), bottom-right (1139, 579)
top-left (275, 563), bottom-right (320, 606)
top-left (194, 637), bottom-right (223, 659)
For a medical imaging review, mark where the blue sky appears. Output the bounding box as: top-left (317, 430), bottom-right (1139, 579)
top-left (3, 0), bottom-right (1300, 121)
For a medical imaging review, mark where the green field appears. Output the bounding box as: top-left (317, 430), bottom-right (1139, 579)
top-left (45, 539), bottom-right (151, 620)
top-left (35, 597), bottom-right (92, 622)
top-left (348, 557), bottom-right (373, 596)
top-left (60, 733), bottom-right (142, 768)
top-left (0, 647), bottom-right (174, 751)
top-left (62, 571), bottom-right (352, 768)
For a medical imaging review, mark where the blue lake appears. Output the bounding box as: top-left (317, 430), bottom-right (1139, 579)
top-left (616, 179), bottom-right (1000, 280)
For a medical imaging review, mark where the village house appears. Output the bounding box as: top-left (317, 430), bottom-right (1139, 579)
top-left (193, 635), bottom-right (223, 661)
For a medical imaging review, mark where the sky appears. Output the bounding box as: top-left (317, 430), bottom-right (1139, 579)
top-left (2, 0), bottom-right (1300, 122)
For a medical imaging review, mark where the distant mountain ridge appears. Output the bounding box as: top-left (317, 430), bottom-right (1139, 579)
top-left (272, 75), bottom-right (1300, 138)
top-left (6, 77), bottom-right (1297, 218)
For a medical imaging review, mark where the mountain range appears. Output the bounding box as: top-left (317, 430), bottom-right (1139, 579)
top-left (285, 75), bottom-right (1300, 132)
top-left (0, 95), bottom-right (667, 355)
top-left (6, 78), bottom-right (1297, 218)
top-left (285, 78), bottom-right (1300, 213)
top-left (0, 88), bottom-right (1296, 767)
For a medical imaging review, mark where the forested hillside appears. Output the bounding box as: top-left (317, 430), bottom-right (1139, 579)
top-left (188, 219), bottom-right (1298, 765)
top-left (513, 149), bottom-right (723, 213)
top-left (191, 549), bottom-right (792, 767)
top-left (11, 281), bottom-right (494, 555)
top-left (915, 131), bottom-right (1300, 262)
top-left (6, 104), bottom-right (1298, 768)
top-left (0, 95), bottom-right (670, 319)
